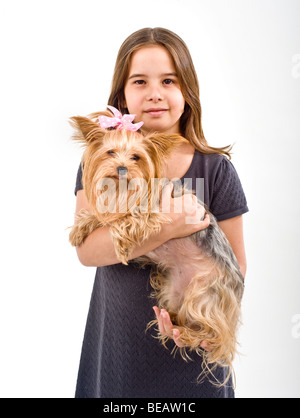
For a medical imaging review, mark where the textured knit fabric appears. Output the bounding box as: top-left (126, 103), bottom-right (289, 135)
top-left (73, 151), bottom-right (248, 398)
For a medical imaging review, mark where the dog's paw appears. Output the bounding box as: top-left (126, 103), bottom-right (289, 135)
top-left (115, 246), bottom-right (130, 265)
top-left (69, 225), bottom-right (86, 247)
top-left (69, 211), bottom-right (103, 247)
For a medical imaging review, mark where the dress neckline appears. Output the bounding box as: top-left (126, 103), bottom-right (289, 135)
top-left (179, 150), bottom-right (197, 181)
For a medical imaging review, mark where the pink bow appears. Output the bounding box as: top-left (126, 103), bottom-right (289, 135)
top-left (98, 105), bottom-right (144, 131)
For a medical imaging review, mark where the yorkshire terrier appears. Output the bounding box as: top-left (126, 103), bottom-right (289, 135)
top-left (69, 106), bottom-right (244, 383)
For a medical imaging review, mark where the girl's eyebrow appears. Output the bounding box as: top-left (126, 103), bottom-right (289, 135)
top-left (128, 72), bottom-right (178, 80)
top-left (128, 73), bottom-right (146, 80)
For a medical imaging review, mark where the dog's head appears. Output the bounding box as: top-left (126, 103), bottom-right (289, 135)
top-left (70, 113), bottom-right (185, 219)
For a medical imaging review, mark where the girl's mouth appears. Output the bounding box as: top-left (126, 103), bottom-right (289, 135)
top-left (145, 108), bottom-right (168, 117)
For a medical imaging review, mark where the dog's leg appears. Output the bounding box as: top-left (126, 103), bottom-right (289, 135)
top-left (111, 236), bottom-right (130, 265)
top-left (110, 213), bottom-right (169, 265)
top-left (109, 219), bottom-right (140, 265)
top-left (69, 209), bottom-right (103, 247)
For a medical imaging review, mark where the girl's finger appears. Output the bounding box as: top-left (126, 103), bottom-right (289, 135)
top-left (153, 306), bottom-right (160, 318)
top-left (200, 340), bottom-right (212, 351)
top-left (194, 213), bottom-right (210, 230)
top-left (160, 309), bottom-right (174, 336)
top-left (153, 306), bottom-right (167, 335)
top-left (153, 307), bottom-right (186, 347)
top-left (160, 183), bottom-right (174, 211)
top-left (172, 328), bottom-right (186, 348)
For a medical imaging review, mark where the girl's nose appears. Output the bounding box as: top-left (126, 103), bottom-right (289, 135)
top-left (146, 85), bottom-right (163, 102)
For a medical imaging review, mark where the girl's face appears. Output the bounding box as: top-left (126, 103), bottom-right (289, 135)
top-left (124, 46), bottom-right (185, 134)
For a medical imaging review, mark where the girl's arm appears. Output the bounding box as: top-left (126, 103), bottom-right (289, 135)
top-left (218, 215), bottom-right (247, 278)
top-left (74, 184), bottom-right (210, 267)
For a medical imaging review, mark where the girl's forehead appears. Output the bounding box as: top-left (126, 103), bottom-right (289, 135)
top-left (128, 45), bottom-right (176, 76)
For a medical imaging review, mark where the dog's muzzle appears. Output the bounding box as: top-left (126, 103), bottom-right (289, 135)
top-left (117, 166), bottom-right (128, 176)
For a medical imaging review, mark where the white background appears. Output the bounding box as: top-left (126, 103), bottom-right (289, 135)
top-left (0, 0), bottom-right (299, 398)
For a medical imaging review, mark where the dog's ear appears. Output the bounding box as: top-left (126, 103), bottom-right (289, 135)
top-left (146, 133), bottom-right (186, 157)
top-left (69, 116), bottom-right (105, 144)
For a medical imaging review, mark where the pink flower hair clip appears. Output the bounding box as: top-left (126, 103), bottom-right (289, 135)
top-left (98, 105), bottom-right (144, 132)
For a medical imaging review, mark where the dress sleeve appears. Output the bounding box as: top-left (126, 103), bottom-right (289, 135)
top-left (209, 157), bottom-right (249, 221)
top-left (74, 163), bottom-right (83, 195)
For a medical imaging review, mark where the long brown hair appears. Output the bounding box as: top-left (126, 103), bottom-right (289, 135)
top-left (107, 27), bottom-right (232, 158)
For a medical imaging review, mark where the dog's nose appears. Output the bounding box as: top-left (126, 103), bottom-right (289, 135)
top-left (117, 166), bottom-right (128, 176)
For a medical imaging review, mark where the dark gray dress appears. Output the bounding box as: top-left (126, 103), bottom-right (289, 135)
top-left (74, 151), bottom-right (248, 398)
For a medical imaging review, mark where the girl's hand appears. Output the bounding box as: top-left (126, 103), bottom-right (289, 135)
top-left (160, 183), bottom-right (210, 240)
top-left (153, 306), bottom-right (212, 351)
top-left (153, 306), bottom-right (185, 347)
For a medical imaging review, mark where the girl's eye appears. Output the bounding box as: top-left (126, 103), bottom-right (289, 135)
top-left (134, 80), bottom-right (145, 85)
top-left (163, 79), bottom-right (174, 85)
top-left (131, 155), bottom-right (140, 161)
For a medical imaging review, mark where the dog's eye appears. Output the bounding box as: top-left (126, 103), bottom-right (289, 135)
top-left (107, 150), bottom-right (115, 156)
top-left (131, 155), bottom-right (140, 161)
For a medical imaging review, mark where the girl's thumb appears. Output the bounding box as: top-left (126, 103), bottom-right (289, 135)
top-left (164, 182), bottom-right (173, 196)
top-left (160, 182), bottom-right (174, 207)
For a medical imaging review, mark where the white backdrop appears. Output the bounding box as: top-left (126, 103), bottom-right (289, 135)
top-left (0, 0), bottom-right (299, 398)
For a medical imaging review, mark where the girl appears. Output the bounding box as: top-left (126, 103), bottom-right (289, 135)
top-left (73, 27), bottom-right (248, 398)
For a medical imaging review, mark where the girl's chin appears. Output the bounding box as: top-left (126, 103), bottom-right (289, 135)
top-left (142, 122), bottom-right (180, 135)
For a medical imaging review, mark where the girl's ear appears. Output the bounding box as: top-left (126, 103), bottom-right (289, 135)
top-left (69, 116), bottom-right (106, 144)
top-left (146, 133), bottom-right (186, 157)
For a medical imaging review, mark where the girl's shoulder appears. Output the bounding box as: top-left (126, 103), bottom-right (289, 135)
top-left (186, 151), bottom-right (248, 221)
top-left (184, 149), bottom-right (228, 180)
